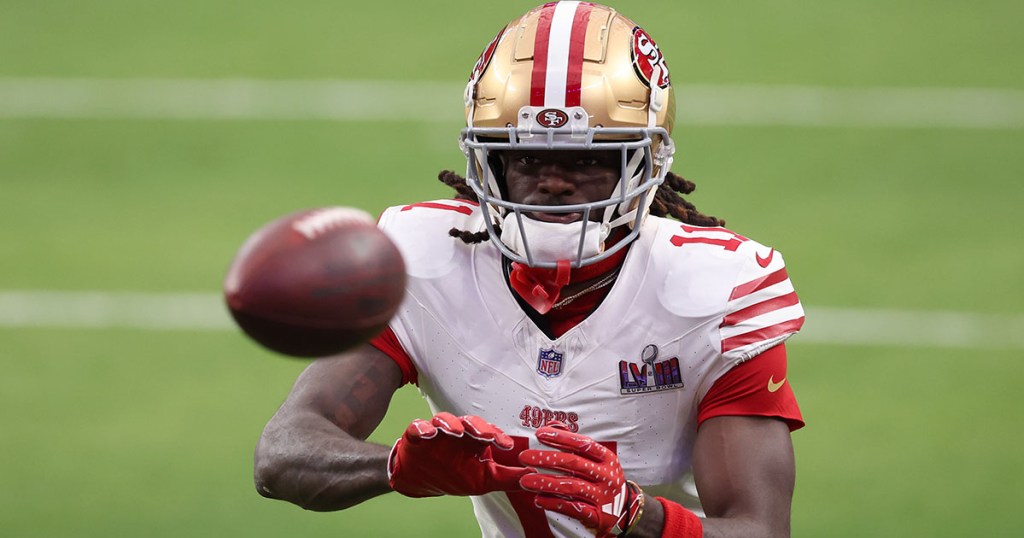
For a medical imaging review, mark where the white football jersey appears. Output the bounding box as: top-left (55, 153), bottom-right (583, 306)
top-left (377, 200), bottom-right (804, 538)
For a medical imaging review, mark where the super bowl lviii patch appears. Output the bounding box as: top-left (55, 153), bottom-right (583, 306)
top-left (619, 344), bottom-right (684, 394)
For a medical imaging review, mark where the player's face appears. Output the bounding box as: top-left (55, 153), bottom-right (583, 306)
top-left (502, 150), bottom-right (620, 223)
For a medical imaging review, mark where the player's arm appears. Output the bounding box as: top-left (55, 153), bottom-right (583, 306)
top-left (635, 343), bottom-right (798, 537)
top-left (690, 415), bottom-right (795, 537)
top-left (254, 340), bottom-right (533, 510)
top-left (253, 344), bottom-right (401, 511)
top-left (622, 416), bottom-right (794, 538)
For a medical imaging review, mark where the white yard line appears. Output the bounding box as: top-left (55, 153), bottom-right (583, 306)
top-left (680, 84), bottom-right (1024, 129)
top-left (801, 306), bottom-right (1024, 350)
top-left (0, 291), bottom-right (233, 331)
top-left (1, 78), bottom-right (1023, 129)
top-left (0, 78), bottom-right (458, 122)
top-left (1, 290), bottom-right (1021, 350)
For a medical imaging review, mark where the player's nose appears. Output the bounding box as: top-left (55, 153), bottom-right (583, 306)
top-left (536, 165), bottom-right (576, 197)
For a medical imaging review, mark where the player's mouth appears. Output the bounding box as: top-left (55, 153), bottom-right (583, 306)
top-left (527, 211), bottom-right (582, 224)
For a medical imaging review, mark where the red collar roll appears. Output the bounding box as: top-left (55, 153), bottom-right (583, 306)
top-left (508, 245), bottom-right (630, 315)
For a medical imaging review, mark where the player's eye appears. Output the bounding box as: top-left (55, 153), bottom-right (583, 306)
top-left (576, 157), bottom-right (600, 166)
top-left (517, 155), bottom-right (541, 166)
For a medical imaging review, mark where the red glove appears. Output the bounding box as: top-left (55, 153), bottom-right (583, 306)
top-left (387, 412), bottom-right (533, 497)
top-left (519, 423), bottom-right (644, 537)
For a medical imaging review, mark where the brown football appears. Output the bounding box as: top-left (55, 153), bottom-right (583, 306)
top-left (224, 207), bottom-right (406, 357)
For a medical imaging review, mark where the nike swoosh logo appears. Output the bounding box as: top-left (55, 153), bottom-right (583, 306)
top-left (756, 248), bottom-right (775, 268)
top-left (767, 376), bottom-right (786, 392)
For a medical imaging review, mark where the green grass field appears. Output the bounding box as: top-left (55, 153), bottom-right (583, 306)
top-left (2, 1), bottom-right (1022, 536)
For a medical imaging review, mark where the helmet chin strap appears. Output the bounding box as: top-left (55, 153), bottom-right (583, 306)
top-left (501, 213), bottom-right (600, 314)
top-left (607, 148), bottom-right (648, 229)
top-left (647, 64), bottom-right (666, 129)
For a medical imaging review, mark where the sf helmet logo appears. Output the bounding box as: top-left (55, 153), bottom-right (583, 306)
top-left (469, 28), bottom-right (505, 84)
top-left (537, 109), bottom-right (569, 128)
top-left (631, 27), bottom-right (671, 89)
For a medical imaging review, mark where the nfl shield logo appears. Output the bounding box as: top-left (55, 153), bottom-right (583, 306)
top-left (536, 348), bottom-right (564, 378)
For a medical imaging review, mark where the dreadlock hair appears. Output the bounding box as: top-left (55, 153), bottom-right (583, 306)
top-left (439, 170), bottom-right (493, 244)
top-left (650, 172), bottom-right (725, 228)
top-left (437, 169), bottom-right (725, 244)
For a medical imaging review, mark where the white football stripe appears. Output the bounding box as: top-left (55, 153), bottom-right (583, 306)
top-left (2, 78), bottom-right (1023, 129)
top-left (726, 279), bottom-right (797, 312)
top-left (1, 290), bottom-right (1021, 350)
top-left (543, 1), bottom-right (580, 107)
top-left (724, 333), bottom-right (795, 362)
top-left (720, 303), bottom-right (806, 340)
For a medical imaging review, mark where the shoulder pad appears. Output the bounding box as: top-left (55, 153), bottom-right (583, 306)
top-left (377, 200), bottom-right (483, 279)
top-left (645, 219), bottom-right (804, 361)
top-left (648, 219), bottom-right (757, 318)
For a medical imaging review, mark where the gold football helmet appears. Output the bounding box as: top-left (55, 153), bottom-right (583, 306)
top-left (460, 1), bottom-right (676, 268)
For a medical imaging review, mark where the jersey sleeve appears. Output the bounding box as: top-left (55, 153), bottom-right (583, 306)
top-left (719, 245), bottom-right (805, 362)
top-left (698, 343), bottom-right (804, 431)
top-left (368, 326), bottom-right (418, 386)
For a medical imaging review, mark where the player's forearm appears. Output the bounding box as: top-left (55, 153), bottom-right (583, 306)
top-left (697, 517), bottom-right (789, 538)
top-left (254, 411), bottom-right (392, 511)
top-left (628, 498), bottom-right (789, 538)
top-left (630, 497), bottom-right (791, 538)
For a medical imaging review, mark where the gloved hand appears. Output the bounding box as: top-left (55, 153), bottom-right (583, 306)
top-left (388, 412), bottom-right (533, 497)
top-left (519, 423), bottom-right (644, 537)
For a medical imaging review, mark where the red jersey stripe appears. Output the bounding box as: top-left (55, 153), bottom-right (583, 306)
top-left (678, 223), bottom-right (750, 242)
top-left (721, 317), bottom-right (805, 352)
top-left (368, 326), bottom-right (418, 386)
top-left (564, 3), bottom-right (592, 107)
top-left (721, 291), bottom-right (801, 328)
top-left (729, 267), bottom-right (790, 301)
top-left (530, 3), bottom-right (558, 106)
top-left (400, 201), bottom-right (474, 215)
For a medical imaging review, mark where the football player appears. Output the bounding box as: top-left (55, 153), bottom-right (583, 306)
top-left (254, 3), bottom-right (805, 537)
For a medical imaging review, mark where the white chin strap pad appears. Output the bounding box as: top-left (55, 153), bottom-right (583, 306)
top-left (500, 214), bottom-right (608, 265)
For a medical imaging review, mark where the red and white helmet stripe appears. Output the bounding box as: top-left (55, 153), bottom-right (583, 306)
top-left (530, 1), bottom-right (594, 108)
